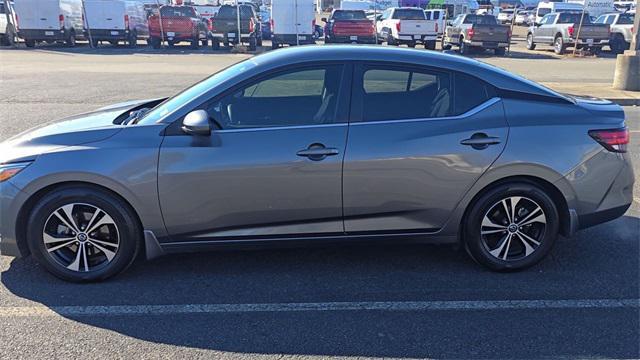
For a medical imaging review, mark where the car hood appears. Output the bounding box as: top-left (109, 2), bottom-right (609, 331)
top-left (0, 99), bottom-right (157, 164)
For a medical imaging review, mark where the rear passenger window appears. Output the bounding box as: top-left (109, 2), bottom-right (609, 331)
top-left (359, 67), bottom-right (452, 121)
top-left (453, 72), bottom-right (495, 114)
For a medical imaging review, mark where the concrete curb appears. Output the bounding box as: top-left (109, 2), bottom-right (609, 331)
top-left (606, 98), bottom-right (640, 106)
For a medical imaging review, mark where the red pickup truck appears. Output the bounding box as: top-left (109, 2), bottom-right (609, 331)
top-left (148, 5), bottom-right (209, 49)
top-left (322, 10), bottom-right (376, 44)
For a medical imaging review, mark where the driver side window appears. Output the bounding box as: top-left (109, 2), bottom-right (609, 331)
top-left (206, 65), bottom-right (345, 129)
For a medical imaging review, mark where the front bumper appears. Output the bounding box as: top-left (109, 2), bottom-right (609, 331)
top-left (0, 180), bottom-right (26, 258)
top-left (18, 29), bottom-right (66, 41)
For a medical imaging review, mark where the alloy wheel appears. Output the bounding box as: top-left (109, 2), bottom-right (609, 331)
top-left (480, 196), bottom-right (546, 261)
top-left (43, 203), bottom-right (120, 272)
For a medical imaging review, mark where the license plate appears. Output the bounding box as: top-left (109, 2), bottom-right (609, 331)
top-left (587, 38), bottom-right (594, 45)
top-left (110, 31), bottom-right (119, 35)
top-left (167, 32), bottom-right (175, 37)
top-left (228, 33), bottom-right (236, 38)
top-left (298, 35), bottom-right (306, 40)
top-left (414, 35), bottom-right (421, 40)
top-left (45, 31), bottom-right (54, 36)
top-left (350, 35), bottom-right (358, 40)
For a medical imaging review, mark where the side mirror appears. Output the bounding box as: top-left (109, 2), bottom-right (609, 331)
top-left (182, 109), bottom-right (211, 136)
top-left (321, 17), bottom-right (327, 22)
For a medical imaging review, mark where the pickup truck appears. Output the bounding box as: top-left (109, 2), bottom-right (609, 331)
top-left (526, 12), bottom-right (610, 55)
top-left (376, 7), bottom-right (438, 49)
top-left (148, 5), bottom-right (209, 49)
top-left (323, 9), bottom-right (375, 44)
top-left (441, 14), bottom-right (511, 55)
top-left (210, 4), bottom-right (262, 51)
top-left (594, 12), bottom-right (635, 54)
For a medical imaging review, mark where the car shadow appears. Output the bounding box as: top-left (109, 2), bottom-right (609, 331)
top-left (2, 214), bottom-right (639, 358)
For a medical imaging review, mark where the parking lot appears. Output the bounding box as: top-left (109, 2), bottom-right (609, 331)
top-left (1, 39), bottom-right (639, 359)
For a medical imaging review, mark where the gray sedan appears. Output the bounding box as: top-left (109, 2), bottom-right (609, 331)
top-left (0, 46), bottom-right (633, 282)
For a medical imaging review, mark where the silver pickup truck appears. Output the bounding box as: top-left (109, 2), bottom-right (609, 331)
top-left (594, 12), bottom-right (635, 54)
top-left (526, 12), bottom-right (610, 55)
top-left (441, 14), bottom-right (511, 55)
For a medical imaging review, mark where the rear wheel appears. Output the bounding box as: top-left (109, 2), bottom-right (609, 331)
top-left (26, 186), bottom-right (141, 282)
top-left (464, 182), bottom-right (559, 271)
top-left (90, 37), bottom-right (99, 48)
top-left (609, 34), bottom-right (627, 54)
top-left (168, 39), bottom-right (176, 48)
top-left (526, 33), bottom-right (535, 50)
top-left (271, 39), bottom-right (278, 49)
top-left (66, 30), bottom-right (76, 47)
top-left (494, 47), bottom-right (506, 56)
top-left (127, 30), bottom-right (137, 47)
top-left (441, 36), bottom-right (451, 50)
top-left (459, 38), bottom-right (469, 55)
top-left (191, 36), bottom-right (200, 49)
top-left (425, 40), bottom-right (436, 50)
top-left (553, 35), bottom-right (565, 55)
top-left (248, 36), bottom-right (257, 51)
top-left (386, 33), bottom-right (395, 46)
top-left (211, 38), bottom-right (220, 50)
top-left (256, 35), bottom-right (262, 47)
top-left (149, 36), bottom-right (161, 49)
top-left (25, 39), bottom-right (36, 48)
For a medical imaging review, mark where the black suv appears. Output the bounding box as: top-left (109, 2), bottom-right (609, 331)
top-left (210, 4), bottom-right (262, 51)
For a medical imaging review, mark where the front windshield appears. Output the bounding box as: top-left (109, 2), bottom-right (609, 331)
top-left (137, 59), bottom-right (257, 125)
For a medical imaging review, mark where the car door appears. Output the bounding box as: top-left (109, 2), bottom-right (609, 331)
top-left (158, 63), bottom-right (351, 242)
top-left (342, 63), bottom-right (508, 234)
top-left (538, 14), bottom-right (557, 43)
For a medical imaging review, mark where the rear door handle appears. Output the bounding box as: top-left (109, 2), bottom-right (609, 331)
top-left (297, 144), bottom-right (339, 161)
top-left (460, 133), bottom-right (501, 150)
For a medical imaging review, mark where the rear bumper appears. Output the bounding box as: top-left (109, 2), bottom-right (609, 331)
top-left (150, 31), bottom-right (195, 41)
top-left (570, 38), bottom-right (609, 46)
top-left (18, 29), bottom-right (66, 41)
top-left (272, 33), bottom-right (315, 45)
top-left (578, 203), bottom-right (631, 230)
top-left (84, 29), bottom-right (130, 40)
top-left (465, 40), bottom-right (509, 48)
top-left (396, 34), bottom-right (437, 43)
top-left (211, 32), bottom-right (255, 43)
top-left (327, 34), bottom-right (376, 43)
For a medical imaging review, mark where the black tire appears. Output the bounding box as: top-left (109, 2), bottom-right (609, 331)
top-left (459, 38), bottom-right (469, 55)
top-left (150, 36), bottom-right (161, 49)
top-left (191, 36), bottom-right (200, 49)
top-left (407, 42), bottom-right (416, 48)
top-left (271, 39), bottom-right (278, 49)
top-left (201, 38), bottom-right (208, 47)
top-left (526, 33), bottom-right (535, 50)
top-left (90, 37), bottom-right (99, 48)
top-left (590, 46), bottom-right (602, 56)
top-left (211, 38), bottom-right (220, 50)
top-left (425, 40), bottom-right (436, 50)
top-left (324, 35), bottom-right (331, 44)
top-left (248, 36), bottom-right (257, 51)
top-left (463, 182), bottom-right (559, 271)
top-left (66, 30), bottom-right (76, 47)
top-left (441, 36), bottom-right (451, 50)
top-left (609, 34), bottom-right (627, 54)
top-left (494, 47), bottom-right (506, 56)
top-left (26, 185), bottom-right (142, 282)
top-left (25, 39), bottom-right (36, 48)
top-left (256, 35), bottom-right (262, 47)
top-left (128, 31), bottom-right (137, 47)
top-left (553, 35), bottom-right (565, 55)
top-left (386, 32), bottom-right (395, 46)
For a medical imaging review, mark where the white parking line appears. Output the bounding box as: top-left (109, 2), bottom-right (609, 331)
top-left (0, 299), bottom-right (637, 318)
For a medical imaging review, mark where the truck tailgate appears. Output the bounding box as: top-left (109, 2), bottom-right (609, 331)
top-left (333, 20), bottom-right (374, 36)
top-left (577, 24), bottom-right (609, 40)
top-left (470, 24), bottom-right (510, 42)
top-left (399, 20), bottom-right (435, 35)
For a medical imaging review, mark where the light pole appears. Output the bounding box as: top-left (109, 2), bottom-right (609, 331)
top-left (612, 11), bottom-right (640, 90)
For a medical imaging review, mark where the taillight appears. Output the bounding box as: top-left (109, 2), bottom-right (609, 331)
top-left (312, 18), bottom-right (315, 28)
top-left (568, 25), bottom-right (574, 37)
top-left (467, 28), bottom-right (474, 39)
top-left (396, 21), bottom-right (401, 33)
top-left (249, 18), bottom-right (254, 33)
top-left (435, 22), bottom-right (438, 33)
top-left (59, 14), bottom-right (64, 29)
top-left (124, 14), bottom-right (129, 29)
top-left (589, 128), bottom-right (629, 153)
top-left (270, 18), bottom-right (274, 31)
top-left (207, 18), bottom-right (213, 31)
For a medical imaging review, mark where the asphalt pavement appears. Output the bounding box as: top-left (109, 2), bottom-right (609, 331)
top-left (0, 44), bottom-right (639, 359)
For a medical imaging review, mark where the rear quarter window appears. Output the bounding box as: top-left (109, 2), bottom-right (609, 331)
top-left (453, 73), bottom-right (495, 115)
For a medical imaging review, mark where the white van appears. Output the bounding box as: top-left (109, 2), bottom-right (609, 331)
top-left (14, 0), bottom-right (84, 47)
top-left (271, 0), bottom-right (316, 48)
top-left (83, 0), bottom-right (149, 47)
top-left (535, 2), bottom-right (584, 24)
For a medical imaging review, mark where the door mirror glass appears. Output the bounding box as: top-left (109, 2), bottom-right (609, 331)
top-left (182, 109), bottom-right (211, 136)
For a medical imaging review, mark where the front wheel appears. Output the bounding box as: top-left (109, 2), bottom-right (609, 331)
top-left (463, 182), bottom-right (559, 271)
top-left (26, 185), bottom-right (142, 282)
top-left (459, 39), bottom-right (469, 55)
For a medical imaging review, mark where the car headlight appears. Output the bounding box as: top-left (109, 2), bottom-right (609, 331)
top-left (0, 162), bottom-right (32, 182)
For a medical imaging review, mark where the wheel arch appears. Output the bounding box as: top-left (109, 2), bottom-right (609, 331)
top-left (458, 175), bottom-right (571, 240)
top-left (15, 181), bottom-right (145, 258)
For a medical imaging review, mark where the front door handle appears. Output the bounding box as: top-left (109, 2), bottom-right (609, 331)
top-left (460, 133), bottom-right (501, 150)
top-left (297, 144), bottom-right (339, 161)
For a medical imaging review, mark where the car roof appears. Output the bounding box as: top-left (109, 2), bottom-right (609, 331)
top-left (249, 45), bottom-right (566, 99)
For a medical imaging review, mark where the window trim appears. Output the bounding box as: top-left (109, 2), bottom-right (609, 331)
top-left (164, 62), bottom-right (352, 135)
